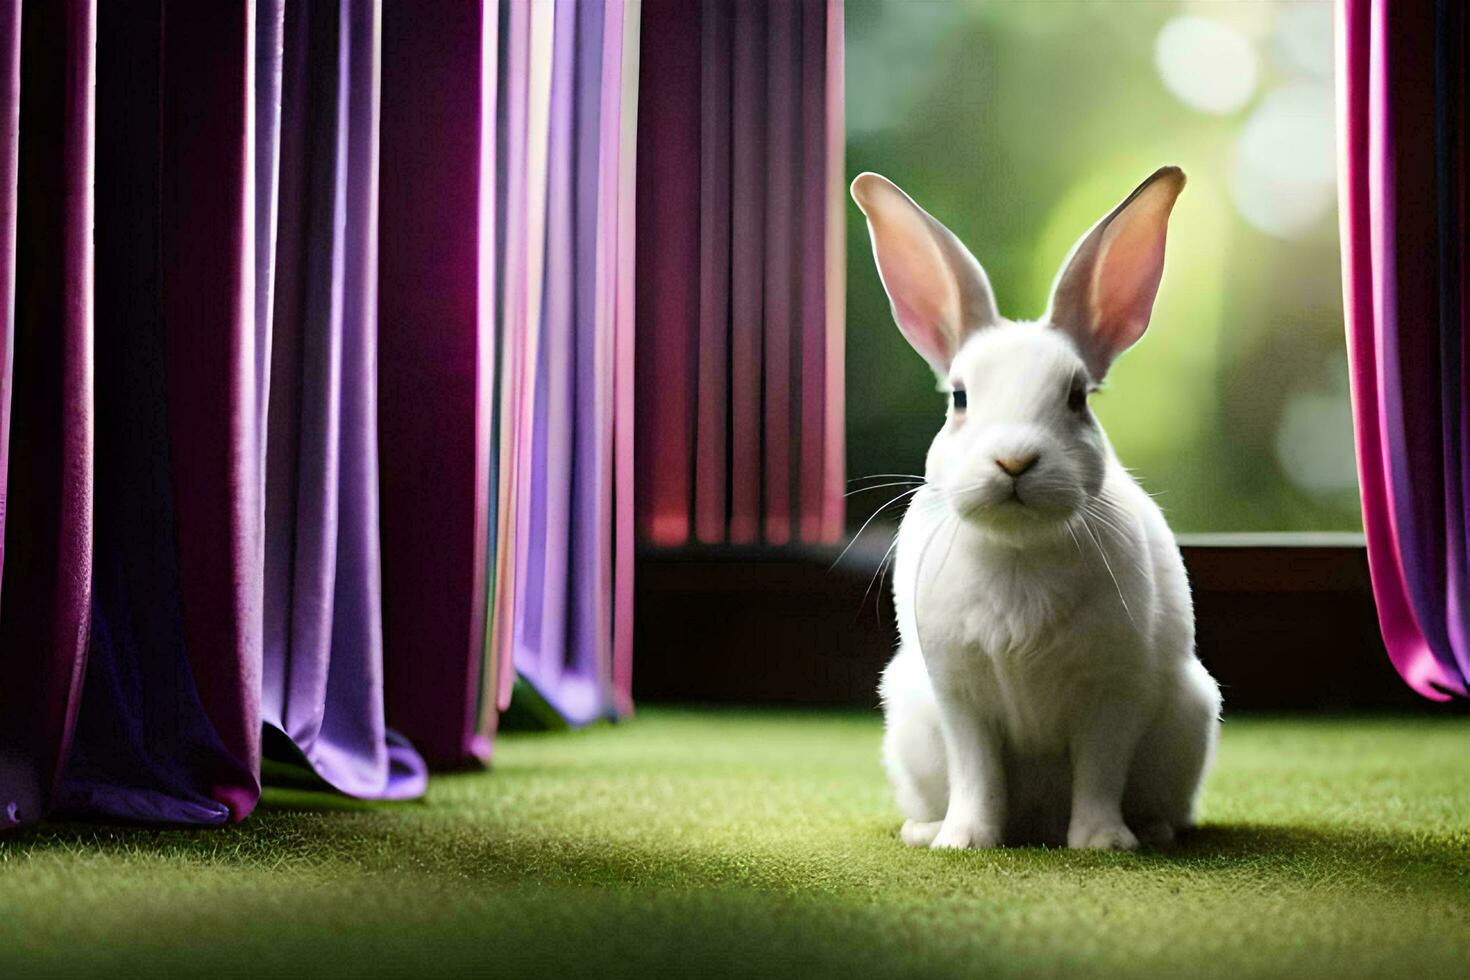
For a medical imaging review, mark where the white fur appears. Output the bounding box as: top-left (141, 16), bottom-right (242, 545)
top-left (859, 171), bottom-right (1221, 851)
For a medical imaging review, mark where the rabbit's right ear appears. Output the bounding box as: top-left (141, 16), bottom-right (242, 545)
top-left (1045, 167), bottom-right (1185, 381)
top-left (852, 173), bottom-right (999, 376)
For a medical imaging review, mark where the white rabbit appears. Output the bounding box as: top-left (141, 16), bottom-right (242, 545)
top-left (853, 167), bottom-right (1221, 851)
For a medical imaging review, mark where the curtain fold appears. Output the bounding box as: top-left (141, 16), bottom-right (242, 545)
top-left (504, 0), bottom-right (635, 726)
top-left (378, 0), bottom-right (497, 768)
top-left (635, 0), bottom-right (844, 548)
top-left (528, 0), bottom-right (577, 717)
top-left (1339, 0), bottom-right (1469, 699)
top-left (612, 0), bottom-right (640, 714)
top-left (157, 0), bottom-right (265, 820)
top-left (263, 0), bottom-right (425, 798)
top-left (61, 0), bottom-right (239, 824)
top-left (0, 0), bottom-right (95, 831)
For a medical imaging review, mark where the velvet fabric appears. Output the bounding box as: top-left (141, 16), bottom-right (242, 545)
top-left (497, 0), bottom-right (639, 725)
top-left (635, 0), bottom-right (845, 548)
top-left (0, 0), bottom-right (95, 831)
top-left (1339, 0), bottom-right (1470, 699)
top-left (2, 0), bottom-right (642, 831)
top-left (377, 0), bottom-right (498, 767)
top-left (61, 0), bottom-right (247, 825)
top-left (262, 0), bottom-right (426, 798)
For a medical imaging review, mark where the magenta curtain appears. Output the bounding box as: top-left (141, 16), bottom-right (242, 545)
top-left (2, 0), bottom-right (641, 831)
top-left (377, 0), bottom-right (498, 768)
top-left (0, 0), bottom-right (94, 830)
top-left (1339, 0), bottom-right (1469, 699)
top-left (60, 1), bottom-right (257, 825)
top-left (635, 0), bottom-right (845, 548)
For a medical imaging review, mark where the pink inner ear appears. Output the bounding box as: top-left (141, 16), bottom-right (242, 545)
top-left (855, 176), bottom-right (962, 373)
top-left (1086, 186), bottom-right (1176, 360)
top-left (875, 236), bottom-right (960, 371)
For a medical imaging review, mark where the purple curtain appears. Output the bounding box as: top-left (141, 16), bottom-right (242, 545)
top-left (1339, 0), bottom-right (1469, 699)
top-left (262, 0), bottom-right (426, 798)
top-left (635, 0), bottom-right (845, 549)
top-left (495, 0), bottom-right (639, 725)
top-left (0, 0), bottom-right (642, 831)
top-left (506, 0), bottom-right (625, 726)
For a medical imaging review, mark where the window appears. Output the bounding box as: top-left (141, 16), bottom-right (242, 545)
top-left (845, 0), bottom-right (1357, 533)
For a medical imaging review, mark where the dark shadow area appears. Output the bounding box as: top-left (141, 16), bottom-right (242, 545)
top-left (635, 546), bottom-right (1470, 712)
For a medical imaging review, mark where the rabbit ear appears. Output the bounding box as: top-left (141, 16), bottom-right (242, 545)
top-left (1046, 166), bottom-right (1185, 381)
top-left (851, 172), bottom-right (999, 376)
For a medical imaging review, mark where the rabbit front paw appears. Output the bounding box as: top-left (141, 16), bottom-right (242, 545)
top-left (900, 820), bottom-right (943, 848)
top-left (1067, 818), bottom-right (1139, 851)
top-left (930, 818), bottom-right (1002, 850)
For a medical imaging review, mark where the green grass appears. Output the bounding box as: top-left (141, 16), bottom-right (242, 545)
top-left (3, 709), bottom-right (1468, 978)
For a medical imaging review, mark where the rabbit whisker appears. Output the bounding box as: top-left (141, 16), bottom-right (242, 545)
top-left (1064, 521), bottom-right (1084, 558)
top-left (861, 532), bottom-right (904, 624)
top-left (1083, 498), bottom-right (1138, 548)
top-left (830, 486), bottom-right (925, 571)
top-left (847, 473), bottom-right (928, 485)
top-left (845, 480), bottom-right (928, 498)
top-left (1076, 512), bottom-right (1135, 627)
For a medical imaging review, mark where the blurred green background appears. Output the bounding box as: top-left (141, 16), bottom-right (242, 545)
top-left (845, 0), bottom-right (1360, 533)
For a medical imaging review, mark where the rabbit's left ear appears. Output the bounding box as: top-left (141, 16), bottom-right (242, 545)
top-left (1046, 167), bottom-right (1185, 381)
top-left (852, 172), bottom-right (999, 377)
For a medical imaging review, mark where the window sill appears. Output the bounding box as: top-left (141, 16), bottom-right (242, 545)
top-left (633, 536), bottom-right (1462, 712)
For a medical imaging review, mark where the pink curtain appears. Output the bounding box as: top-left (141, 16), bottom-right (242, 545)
top-left (636, 0), bottom-right (845, 548)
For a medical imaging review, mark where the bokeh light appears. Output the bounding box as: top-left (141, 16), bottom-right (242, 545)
top-left (1232, 82), bottom-right (1337, 238)
top-left (1273, 1), bottom-right (1334, 79)
top-left (1275, 356), bottom-right (1359, 498)
top-left (1155, 16), bottom-right (1259, 116)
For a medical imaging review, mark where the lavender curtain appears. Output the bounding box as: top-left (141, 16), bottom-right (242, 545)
top-left (1339, 0), bottom-right (1469, 699)
top-left (263, 0), bottom-right (426, 798)
top-left (376, 0), bottom-right (639, 755)
top-left (496, 0), bottom-right (638, 725)
top-left (635, 0), bottom-right (845, 548)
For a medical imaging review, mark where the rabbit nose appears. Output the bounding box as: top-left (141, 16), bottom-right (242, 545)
top-left (995, 453), bottom-right (1039, 477)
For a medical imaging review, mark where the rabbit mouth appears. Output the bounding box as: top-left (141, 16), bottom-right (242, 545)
top-left (950, 483), bottom-right (1076, 530)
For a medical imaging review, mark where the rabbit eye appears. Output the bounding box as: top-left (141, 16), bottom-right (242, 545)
top-left (1067, 380), bottom-right (1089, 413)
top-left (951, 388), bottom-right (967, 411)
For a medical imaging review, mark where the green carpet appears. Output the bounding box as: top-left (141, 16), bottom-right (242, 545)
top-left (3, 709), bottom-right (1468, 979)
